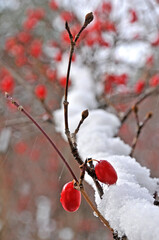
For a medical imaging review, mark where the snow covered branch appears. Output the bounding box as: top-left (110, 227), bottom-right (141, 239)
top-left (55, 56), bottom-right (159, 240)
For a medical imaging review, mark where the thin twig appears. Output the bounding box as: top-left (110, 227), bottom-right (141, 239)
top-left (0, 59), bottom-right (54, 122)
top-left (63, 13), bottom-right (104, 198)
top-left (74, 109), bottom-right (89, 135)
top-left (132, 105), bottom-right (140, 127)
top-left (121, 87), bottom-right (159, 124)
top-left (5, 92), bottom-right (78, 182)
top-left (130, 111), bottom-right (153, 157)
top-left (80, 187), bottom-right (113, 231)
top-left (5, 92), bottom-right (112, 233)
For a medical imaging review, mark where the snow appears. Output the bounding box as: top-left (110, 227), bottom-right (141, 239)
top-left (0, 127), bottom-right (12, 153)
top-left (54, 55), bottom-right (159, 239)
top-left (36, 196), bottom-right (52, 239)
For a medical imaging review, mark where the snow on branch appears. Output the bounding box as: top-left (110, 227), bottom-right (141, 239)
top-left (54, 56), bottom-right (159, 240)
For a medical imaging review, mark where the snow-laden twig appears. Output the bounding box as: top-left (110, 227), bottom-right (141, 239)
top-left (55, 57), bottom-right (159, 240)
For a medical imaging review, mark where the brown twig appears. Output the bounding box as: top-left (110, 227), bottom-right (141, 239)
top-left (130, 108), bottom-right (153, 157)
top-left (63, 13), bottom-right (104, 198)
top-left (80, 187), bottom-right (112, 231)
top-left (5, 92), bottom-right (112, 233)
top-left (79, 160), bottom-right (87, 187)
top-left (5, 92), bottom-right (77, 182)
top-left (121, 87), bottom-right (159, 124)
top-left (74, 109), bottom-right (89, 135)
top-left (0, 58), bottom-right (54, 122)
top-left (132, 105), bottom-right (140, 127)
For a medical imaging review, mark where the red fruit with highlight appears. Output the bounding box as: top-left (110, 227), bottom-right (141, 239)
top-left (95, 160), bottom-right (118, 185)
top-left (35, 84), bottom-right (47, 100)
top-left (60, 181), bottom-right (81, 212)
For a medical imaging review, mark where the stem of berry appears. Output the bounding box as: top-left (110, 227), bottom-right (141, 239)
top-left (80, 187), bottom-right (113, 231)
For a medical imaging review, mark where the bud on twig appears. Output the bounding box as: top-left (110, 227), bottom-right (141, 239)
top-left (132, 105), bottom-right (138, 114)
top-left (82, 109), bottom-right (89, 120)
top-left (147, 112), bottom-right (153, 119)
top-left (84, 12), bottom-right (94, 27)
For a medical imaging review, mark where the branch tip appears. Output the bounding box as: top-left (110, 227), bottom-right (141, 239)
top-left (147, 112), bottom-right (153, 119)
top-left (84, 12), bottom-right (94, 27)
top-left (65, 21), bottom-right (68, 29)
top-left (82, 109), bottom-right (89, 120)
top-left (132, 105), bottom-right (138, 113)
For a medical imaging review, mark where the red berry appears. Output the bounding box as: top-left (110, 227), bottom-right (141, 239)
top-left (5, 37), bottom-right (16, 51)
top-left (10, 44), bottom-right (24, 57)
top-left (146, 55), bottom-right (154, 67)
top-left (95, 160), bottom-right (118, 185)
top-left (49, 0), bottom-right (58, 10)
top-left (34, 8), bottom-right (45, 20)
top-left (30, 39), bottom-right (42, 58)
top-left (102, 21), bottom-right (116, 32)
top-left (17, 31), bottom-right (31, 43)
top-left (46, 68), bottom-right (56, 81)
top-left (61, 31), bottom-right (70, 45)
top-left (15, 55), bottom-right (27, 67)
top-left (0, 75), bottom-right (14, 93)
top-left (129, 9), bottom-right (138, 23)
top-left (149, 74), bottom-right (159, 87)
top-left (134, 80), bottom-right (145, 93)
top-left (102, 2), bottom-right (112, 14)
top-left (60, 181), bottom-right (81, 212)
top-left (35, 84), bottom-right (47, 99)
top-left (14, 141), bottom-right (27, 154)
top-left (54, 51), bottom-right (62, 62)
top-left (60, 11), bottom-right (74, 22)
top-left (23, 17), bottom-right (38, 30)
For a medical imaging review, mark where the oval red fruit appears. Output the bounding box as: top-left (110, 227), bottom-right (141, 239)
top-left (95, 160), bottom-right (118, 185)
top-left (35, 84), bottom-right (47, 100)
top-left (60, 181), bottom-right (81, 212)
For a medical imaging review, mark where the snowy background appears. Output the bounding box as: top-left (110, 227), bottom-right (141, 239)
top-left (1, 0), bottom-right (159, 239)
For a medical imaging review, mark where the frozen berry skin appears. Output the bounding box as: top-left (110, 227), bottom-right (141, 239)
top-left (60, 181), bottom-right (81, 212)
top-left (95, 160), bottom-right (118, 185)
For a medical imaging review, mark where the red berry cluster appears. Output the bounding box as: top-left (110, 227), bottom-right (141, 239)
top-left (104, 73), bottom-right (128, 94)
top-left (60, 160), bottom-right (117, 212)
top-left (0, 68), bottom-right (14, 93)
